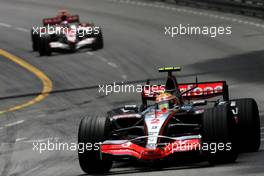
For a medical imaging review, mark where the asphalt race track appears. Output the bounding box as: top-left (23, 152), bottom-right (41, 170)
top-left (0, 0), bottom-right (264, 175)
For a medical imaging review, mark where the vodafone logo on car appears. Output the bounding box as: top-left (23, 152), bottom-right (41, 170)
top-left (179, 82), bottom-right (223, 96)
top-left (142, 82), bottom-right (224, 97)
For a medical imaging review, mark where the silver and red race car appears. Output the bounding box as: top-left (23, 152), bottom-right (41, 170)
top-left (78, 67), bottom-right (260, 174)
top-left (31, 10), bottom-right (103, 56)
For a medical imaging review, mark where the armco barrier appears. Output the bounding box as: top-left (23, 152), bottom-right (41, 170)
top-left (152, 0), bottom-right (264, 18)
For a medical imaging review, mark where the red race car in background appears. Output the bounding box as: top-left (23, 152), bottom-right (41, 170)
top-left (31, 10), bottom-right (103, 56)
top-left (78, 66), bottom-right (260, 174)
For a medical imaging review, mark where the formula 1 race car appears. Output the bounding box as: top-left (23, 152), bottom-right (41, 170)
top-left (31, 10), bottom-right (103, 56)
top-left (78, 67), bottom-right (260, 174)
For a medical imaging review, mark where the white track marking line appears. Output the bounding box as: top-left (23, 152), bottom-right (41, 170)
top-left (0, 22), bottom-right (12, 28)
top-left (16, 137), bottom-right (27, 142)
top-left (23, 137), bottom-right (60, 143)
top-left (107, 62), bottom-right (118, 68)
top-left (0, 21), bottom-right (28, 32)
top-left (5, 120), bottom-right (24, 127)
top-left (86, 52), bottom-right (127, 80)
top-left (14, 27), bottom-right (28, 33)
top-left (86, 51), bottom-right (94, 56)
top-left (24, 137), bottom-right (53, 143)
top-left (98, 55), bottom-right (108, 62)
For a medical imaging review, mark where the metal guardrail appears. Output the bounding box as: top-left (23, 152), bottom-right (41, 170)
top-left (157, 0), bottom-right (264, 18)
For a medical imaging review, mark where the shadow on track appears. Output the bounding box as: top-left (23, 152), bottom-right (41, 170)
top-left (77, 159), bottom-right (211, 176)
top-left (188, 50), bottom-right (264, 85)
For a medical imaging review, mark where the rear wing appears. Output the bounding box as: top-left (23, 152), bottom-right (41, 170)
top-left (179, 81), bottom-right (229, 101)
top-left (42, 15), bottom-right (80, 26)
top-left (158, 66), bottom-right (181, 72)
top-left (142, 81), bottom-right (229, 102)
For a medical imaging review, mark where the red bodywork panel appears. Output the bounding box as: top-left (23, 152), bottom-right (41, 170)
top-left (43, 15), bottom-right (79, 26)
top-left (179, 81), bottom-right (225, 99)
top-left (101, 138), bottom-right (201, 160)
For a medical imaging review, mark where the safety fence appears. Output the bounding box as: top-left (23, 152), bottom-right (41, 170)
top-left (153, 0), bottom-right (264, 17)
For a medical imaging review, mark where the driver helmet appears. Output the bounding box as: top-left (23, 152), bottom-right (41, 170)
top-left (155, 92), bottom-right (179, 111)
top-left (61, 20), bottom-right (69, 28)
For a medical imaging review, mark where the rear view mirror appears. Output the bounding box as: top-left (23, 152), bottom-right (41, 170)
top-left (192, 100), bottom-right (207, 106)
top-left (124, 105), bottom-right (138, 111)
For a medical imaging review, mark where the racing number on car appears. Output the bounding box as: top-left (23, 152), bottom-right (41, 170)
top-left (152, 126), bottom-right (158, 129)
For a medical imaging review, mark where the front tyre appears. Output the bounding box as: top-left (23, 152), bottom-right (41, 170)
top-left (92, 29), bottom-right (104, 50)
top-left (31, 28), bottom-right (39, 51)
top-left (233, 98), bottom-right (260, 152)
top-left (202, 105), bottom-right (238, 165)
top-left (78, 116), bottom-right (113, 174)
top-left (38, 35), bottom-right (51, 56)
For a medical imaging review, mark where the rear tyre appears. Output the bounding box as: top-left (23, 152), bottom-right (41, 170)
top-left (202, 105), bottom-right (238, 165)
top-left (31, 29), bottom-right (39, 51)
top-left (92, 29), bottom-right (104, 50)
top-left (233, 98), bottom-right (260, 152)
top-left (38, 35), bottom-right (51, 56)
top-left (78, 116), bottom-right (113, 174)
